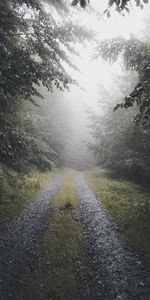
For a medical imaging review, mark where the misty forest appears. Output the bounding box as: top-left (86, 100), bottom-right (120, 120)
top-left (0, 0), bottom-right (150, 299)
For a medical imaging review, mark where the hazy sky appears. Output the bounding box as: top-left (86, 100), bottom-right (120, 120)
top-left (61, 1), bottom-right (150, 112)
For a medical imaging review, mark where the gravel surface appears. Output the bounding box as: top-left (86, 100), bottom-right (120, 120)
top-left (77, 175), bottom-right (150, 300)
top-left (0, 176), bottom-right (63, 300)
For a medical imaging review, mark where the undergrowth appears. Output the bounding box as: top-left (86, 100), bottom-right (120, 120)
top-left (86, 169), bottom-right (150, 263)
top-left (0, 163), bottom-right (60, 231)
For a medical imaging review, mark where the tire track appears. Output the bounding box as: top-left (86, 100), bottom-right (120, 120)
top-left (0, 176), bottom-right (63, 300)
top-left (77, 175), bottom-right (150, 300)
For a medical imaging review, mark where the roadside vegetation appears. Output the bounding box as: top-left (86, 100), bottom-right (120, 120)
top-left (23, 172), bottom-right (89, 300)
top-left (86, 169), bottom-right (150, 263)
top-left (0, 163), bottom-right (60, 231)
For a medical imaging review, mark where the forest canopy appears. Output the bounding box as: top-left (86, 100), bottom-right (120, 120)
top-left (0, 0), bottom-right (92, 172)
top-left (0, 0), bottom-right (150, 186)
top-left (72, 0), bottom-right (149, 12)
top-left (96, 37), bottom-right (150, 128)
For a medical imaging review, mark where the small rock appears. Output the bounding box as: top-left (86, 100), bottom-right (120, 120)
top-left (139, 281), bottom-right (144, 287)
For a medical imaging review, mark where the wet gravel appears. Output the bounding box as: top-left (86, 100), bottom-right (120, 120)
top-left (0, 176), bottom-right (63, 300)
top-left (77, 175), bottom-right (150, 300)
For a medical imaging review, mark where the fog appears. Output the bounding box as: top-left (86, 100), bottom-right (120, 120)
top-left (1, 0), bottom-right (150, 174)
top-left (39, 0), bottom-right (149, 170)
top-left (1, 1), bottom-right (150, 298)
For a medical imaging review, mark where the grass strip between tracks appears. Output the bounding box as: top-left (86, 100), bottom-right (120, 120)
top-left (23, 171), bottom-right (88, 300)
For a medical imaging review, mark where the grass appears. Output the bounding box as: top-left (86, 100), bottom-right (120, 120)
top-left (86, 168), bottom-right (150, 263)
top-left (0, 164), bottom-right (60, 231)
top-left (23, 172), bottom-right (88, 300)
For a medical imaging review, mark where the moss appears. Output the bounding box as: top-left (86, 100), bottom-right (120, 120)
top-left (86, 169), bottom-right (150, 263)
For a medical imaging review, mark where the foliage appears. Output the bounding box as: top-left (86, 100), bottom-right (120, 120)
top-left (0, 0), bottom-right (93, 172)
top-left (0, 163), bottom-right (59, 230)
top-left (89, 109), bottom-right (150, 183)
top-left (72, 0), bottom-right (149, 13)
top-left (0, 2), bottom-right (70, 106)
top-left (0, 0), bottom-right (93, 104)
top-left (24, 90), bottom-right (71, 170)
top-left (96, 37), bottom-right (150, 128)
top-left (88, 72), bottom-right (150, 184)
top-left (0, 108), bottom-right (29, 170)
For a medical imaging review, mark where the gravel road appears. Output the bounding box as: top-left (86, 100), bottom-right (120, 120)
top-left (0, 176), bottom-right (63, 300)
top-left (77, 175), bottom-right (150, 300)
top-left (1, 174), bottom-right (150, 300)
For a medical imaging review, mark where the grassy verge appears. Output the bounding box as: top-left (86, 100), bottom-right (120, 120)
top-left (86, 169), bottom-right (150, 263)
top-left (0, 164), bottom-right (60, 231)
top-left (23, 172), bottom-right (88, 300)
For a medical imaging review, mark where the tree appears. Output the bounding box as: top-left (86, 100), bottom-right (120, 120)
top-left (96, 37), bottom-right (150, 128)
top-left (88, 70), bottom-right (150, 184)
top-left (25, 89), bottom-right (71, 170)
top-left (0, 0), bottom-right (91, 107)
top-left (0, 0), bottom-right (93, 171)
top-left (72, 0), bottom-right (149, 13)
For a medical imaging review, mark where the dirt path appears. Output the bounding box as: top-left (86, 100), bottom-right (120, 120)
top-left (0, 176), bottom-right (63, 300)
top-left (1, 173), bottom-right (150, 300)
top-left (76, 175), bottom-right (150, 300)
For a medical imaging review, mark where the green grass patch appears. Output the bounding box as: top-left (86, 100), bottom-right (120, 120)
top-left (86, 169), bottom-right (150, 263)
top-left (23, 173), bottom-right (88, 300)
top-left (0, 164), bottom-right (60, 231)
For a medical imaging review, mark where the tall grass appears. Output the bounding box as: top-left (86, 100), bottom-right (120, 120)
top-left (0, 163), bottom-right (60, 231)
